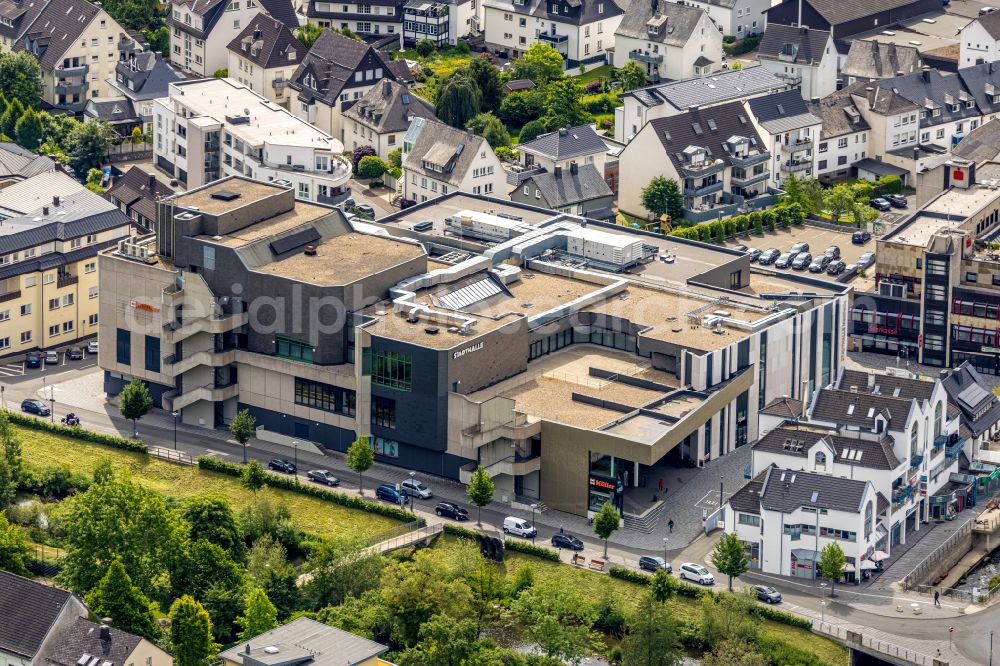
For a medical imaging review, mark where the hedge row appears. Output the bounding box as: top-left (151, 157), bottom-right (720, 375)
top-left (609, 566), bottom-right (812, 630)
top-left (723, 33), bottom-right (761, 57)
top-left (196, 456), bottom-right (419, 523)
top-left (442, 522), bottom-right (562, 561)
top-left (3, 410), bottom-right (148, 453)
top-left (669, 204), bottom-right (805, 243)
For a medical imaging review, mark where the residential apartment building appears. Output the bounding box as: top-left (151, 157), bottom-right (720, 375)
top-left (745, 90), bottom-right (822, 188)
top-left (516, 124), bottom-right (609, 174)
top-left (99, 180), bottom-right (848, 518)
top-left (290, 28), bottom-right (412, 139)
top-left (840, 41), bottom-right (922, 86)
top-left (226, 15), bottom-right (307, 107)
top-left (97, 38), bottom-right (184, 138)
top-left (342, 79), bottom-right (437, 159)
top-left (16, 0), bottom-right (136, 113)
top-left (612, 0), bottom-right (720, 83)
top-left (402, 0), bottom-right (480, 46)
top-left (401, 117), bottom-right (504, 201)
top-left (0, 171), bottom-right (132, 358)
top-left (153, 78), bottom-right (352, 202)
top-left (509, 162), bottom-right (615, 219)
top-left (755, 24), bottom-right (836, 100)
top-left (306, 0), bottom-right (406, 37)
top-left (682, 0), bottom-right (769, 38)
top-left (482, 0), bottom-right (625, 66)
top-left (168, 0), bottom-right (298, 77)
top-left (107, 167), bottom-right (175, 231)
top-left (940, 362), bottom-right (1000, 465)
top-left (959, 10), bottom-right (1000, 68)
top-left (0, 0), bottom-right (47, 50)
top-left (618, 100), bottom-right (775, 221)
top-left (614, 65), bottom-right (786, 143)
top-left (807, 87), bottom-right (871, 183)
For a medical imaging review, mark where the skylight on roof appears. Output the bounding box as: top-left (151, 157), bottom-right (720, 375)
top-left (707, 118), bottom-right (717, 131)
top-left (867, 407), bottom-right (875, 418)
top-left (847, 404), bottom-right (855, 415)
top-left (810, 491), bottom-right (819, 503)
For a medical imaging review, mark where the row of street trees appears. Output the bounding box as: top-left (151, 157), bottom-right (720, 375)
top-left (711, 531), bottom-right (848, 595)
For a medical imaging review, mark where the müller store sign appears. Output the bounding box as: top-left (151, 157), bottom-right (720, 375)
top-left (589, 477), bottom-right (622, 493)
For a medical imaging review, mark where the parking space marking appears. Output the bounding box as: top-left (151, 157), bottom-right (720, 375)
top-left (695, 490), bottom-right (721, 510)
top-left (0, 363), bottom-right (24, 377)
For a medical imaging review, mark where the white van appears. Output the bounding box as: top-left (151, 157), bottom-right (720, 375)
top-left (502, 516), bottom-right (537, 538)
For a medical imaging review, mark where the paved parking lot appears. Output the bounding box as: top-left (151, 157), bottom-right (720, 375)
top-left (723, 224), bottom-right (875, 280)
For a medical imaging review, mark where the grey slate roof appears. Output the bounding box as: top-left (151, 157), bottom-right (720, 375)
top-left (484, 0), bottom-right (624, 27)
top-left (810, 388), bottom-right (914, 430)
top-left (342, 78), bottom-right (437, 134)
top-left (972, 8), bottom-right (1000, 40)
top-left (503, 79), bottom-right (535, 92)
top-left (0, 571), bottom-right (74, 659)
top-left (760, 396), bottom-right (803, 419)
top-left (877, 68), bottom-right (980, 129)
top-left (614, 0), bottom-right (706, 48)
top-left (746, 89), bottom-right (822, 133)
top-left (218, 617), bottom-right (388, 666)
top-left (290, 29), bottom-right (399, 106)
top-left (522, 163), bottom-right (614, 208)
top-left (45, 618), bottom-right (142, 666)
top-left (107, 166), bottom-right (174, 224)
top-left (647, 100), bottom-right (769, 174)
top-left (728, 468), bottom-right (768, 515)
top-left (771, 0), bottom-right (923, 27)
top-left (837, 368), bottom-right (936, 402)
top-left (807, 86), bottom-right (871, 140)
top-left (757, 24), bottom-right (831, 66)
top-left (17, 0), bottom-right (100, 71)
top-left (227, 14), bottom-right (306, 70)
top-left (518, 124), bottom-right (608, 161)
top-left (952, 117), bottom-right (1000, 162)
top-left (941, 362), bottom-right (1000, 438)
top-left (759, 466), bottom-right (870, 513)
top-left (623, 65), bottom-right (786, 111)
top-left (753, 424), bottom-right (901, 470)
top-left (0, 142), bottom-right (55, 182)
top-left (111, 51), bottom-right (186, 103)
top-left (957, 61), bottom-right (1000, 118)
top-left (402, 117), bottom-right (491, 187)
top-left (84, 98), bottom-right (137, 124)
top-left (841, 40), bottom-right (922, 81)
top-left (0, 0), bottom-right (45, 42)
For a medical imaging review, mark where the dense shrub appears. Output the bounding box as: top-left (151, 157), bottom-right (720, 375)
top-left (876, 175), bottom-right (903, 194)
top-left (442, 523), bottom-right (481, 540)
top-left (581, 93), bottom-right (617, 114)
top-left (722, 35), bottom-right (737, 44)
top-left (196, 457), bottom-right (418, 523)
top-left (723, 33), bottom-right (761, 56)
top-left (19, 463), bottom-right (90, 498)
top-left (503, 539), bottom-right (561, 561)
top-left (2, 411), bottom-right (148, 453)
top-left (609, 565), bottom-right (651, 585)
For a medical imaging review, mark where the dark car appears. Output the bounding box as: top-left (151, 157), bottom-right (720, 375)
top-left (757, 248), bottom-right (781, 265)
top-left (808, 255), bottom-right (831, 272)
top-left (25, 352), bottom-right (41, 368)
top-left (852, 230), bottom-right (872, 244)
top-left (67, 347), bottom-right (83, 360)
top-left (746, 248), bottom-right (763, 262)
top-left (551, 533), bottom-right (585, 551)
top-left (791, 252), bottom-right (813, 270)
top-left (885, 194), bottom-right (907, 208)
top-left (399, 198), bottom-right (417, 209)
top-left (435, 501), bottom-right (469, 520)
top-left (354, 204), bottom-right (376, 218)
top-left (790, 242), bottom-right (810, 254)
top-left (870, 197), bottom-right (891, 212)
top-left (376, 484), bottom-right (409, 504)
top-left (20, 399), bottom-right (50, 416)
top-left (341, 197), bottom-right (356, 209)
top-left (639, 556), bottom-right (672, 573)
top-left (824, 245), bottom-right (841, 260)
top-left (753, 585), bottom-right (782, 603)
top-left (307, 469), bottom-right (339, 486)
top-left (858, 251), bottom-right (876, 269)
top-left (733, 244), bottom-right (749, 253)
top-left (826, 259), bottom-right (847, 275)
top-left (774, 251), bottom-right (798, 269)
top-left (268, 458), bottom-right (297, 474)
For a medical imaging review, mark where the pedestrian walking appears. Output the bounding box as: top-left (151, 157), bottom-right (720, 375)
top-left (668, 519), bottom-right (674, 534)
top-left (934, 590), bottom-right (940, 607)
top-left (658, 478), bottom-right (664, 492)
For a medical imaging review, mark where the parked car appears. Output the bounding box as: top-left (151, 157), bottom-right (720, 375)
top-left (852, 230), bottom-right (872, 244)
top-left (870, 197), bottom-right (891, 212)
top-left (551, 533), bottom-right (585, 550)
top-left (67, 347), bottom-right (83, 360)
top-left (757, 248), bottom-right (781, 265)
top-left (753, 585), bottom-right (782, 603)
top-left (25, 352), bottom-right (41, 368)
top-left (341, 197), bottom-right (356, 209)
top-left (502, 516), bottom-right (537, 538)
top-left (858, 251), bottom-right (876, 269)
top-left (639, 556), bottom-right (672, 573)
top-left (808, 255), bottom-right (831, 273)
top-left (774, 251), bottom-right (798, 269)
top-left (733, 244), bottom-right (749, 252)
top-left (791, 252), bottom-right (813, 270)
top-left (678, 563), bottom-right (715, 585)
top-left (20, 398), bottom-right (49, 416)
top-left (826, 260), bottom-right (847, 275)
top-left (399, 198), bottom-right (417, 209)
top-left (844, 262), bottom-right (859, 275)
top-left (980, 5), bottom-right (996, 15)
top-left (823, 245), bottom-right (841, 260)
top-left (746, 248), bottom-right (763, 262)
top-left (435, 501), bottom-right (469, 520)
top-left (376, 484), bottom-right (408, 504)
top-left (354, 204), bottom-right (376, 218)
top-left (87, 340), bottom-right (99, 354)
top-left (790, 242), bottom-right (810, 254)
top-left (307, 469), bottom-right (339, 486)
top-left (400, 478), bottom-right (433, 499)
top-left (885, 194), bottom-right (907, 208)
top-left (268, 458), bottom-right (297, 474)
top-left (44, 350), bottom-right (59, 364)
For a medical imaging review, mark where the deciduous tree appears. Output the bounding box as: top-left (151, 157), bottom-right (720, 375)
top-left (229, 409), bottom-right (256, 464)
top-left (508, 43), bottom-right (564, 84)
top-left (593, 501), bottom-right (620, 558)
top-left (84, 559), bottom-right (160, 640)
top-left (0, 52), bottom-right (42, 109)
top-left (818, 542), bottom-right (846, 597)
top-left (466, 112), bottom-right (510, 148)
top-left (169, 596), bottom-right (219, 666)
top-left (236, 587), bottom-right (278, 640)
top-left (542, 78), bottom-right (591, 131)
top-left (296, 22), bottom-right (323, 49)
top-left (182, 497), bottom-right (246, 563)
top-left (710, 532), bottom-right (749, 591)
top-left (241, 459), bottom-right (267, 496)
top-left (466, 465), bottom-right (493, 527)
top-left (435, 74), bottom-right (482, 129)
top-left (511, 578), bottom-right (595, 665)
top-left (117, 377), bottom-right (152, 436)
top-left (65, 121), bottom-right (115, 175)
top-left (0, 513), bottom-right (30, 576)
top-left (467, 56), bottom-right (502, 111)
top-left (640, 177), bottom-right (683, 221)
top-left (15, 108), bottom-right (42, 150)
top-left (620, 594), bottom-right (682, 666)
top-left (617, 60), bottom-right (648, 92)
top-left (346, 436), bottom-right (374, 495)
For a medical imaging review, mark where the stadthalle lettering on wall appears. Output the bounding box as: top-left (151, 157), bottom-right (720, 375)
top-left (453, 342), bottom-right (484, 360)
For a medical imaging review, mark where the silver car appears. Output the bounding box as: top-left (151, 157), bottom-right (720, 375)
top-left (400, 478), bottom-right (433, 499)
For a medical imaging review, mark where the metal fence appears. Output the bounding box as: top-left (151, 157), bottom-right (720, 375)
top-left (149, 446), bottom-right (196, 465)
top-left (813, 621), bottom-right (935, 665)
top-left (365, 520), bottom-right (428, 547)
top-left (368, 523), bottom-right (442, 554)
top-left (903, 519), bottom-right (973, 590)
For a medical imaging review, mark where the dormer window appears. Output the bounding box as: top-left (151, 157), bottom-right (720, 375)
top-left (598, 2), bottom-right (603, 11)
top-left (932, 107), bottom-right (941, 117)
top-left (950, 103), bottom-right (960, 112)
top-left (288, 50), bottom-right (296, 60)
top-left (966, 100), bottom-right (975, 109)
top-left (648, 25), bottom-right (657, 34)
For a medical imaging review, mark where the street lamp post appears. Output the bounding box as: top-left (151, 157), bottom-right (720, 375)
top-left (719, 474), bottom-right (724, 507)
top-left (989, 629), bottom-right (994, 666)
top-left (530, 503), bottom-right (538, 544)
top-left (172, 411), bottom-right (179, 450)
top-left (292, 440), bottom-right (298, 470)
top-left (663, 537), bottom-right (668, 569)
top-left (409, 471), bottom-right (416, 514)
top-left (820, 581), bottom-right (828, 598)
top-left (820, 599), bottom-right (826, 623)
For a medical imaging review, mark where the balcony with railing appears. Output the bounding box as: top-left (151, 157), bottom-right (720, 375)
top-left (538, 32), bottom-right (568, 44)
top-left (784, 136), bottom-right (813, 152)
top-left (0, 290), bottom-right (21, 304)
top-left (54, 79), bottom-right (87, 96)
top-left (56, 63), bottom-right (89, 77)
top-left (729, 150), bottom-right (770, 168)
top-left (272, 78), bottom-right (291, 89)
top-left (57, 274), bottom-right (78, 289)
top-left (892, 483), bottom-right (916, 508)
top-left (679, 158), bottom-right (725, 178)
top-left (731, 170), bottom-right (770, 188)
top-left (780, 158), bottom-right (811, 173)
top-left (775, 72), bottom-right (802, 85)
top-left (683, 179), bottom-right (724, 197)
top-left (629, 49), bottom-right (662, 64)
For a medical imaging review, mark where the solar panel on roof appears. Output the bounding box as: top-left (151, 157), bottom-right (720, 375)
top-left (957, 383), bottom-right (991, 410)
top-left (269, 227), bottom-right (321, 255)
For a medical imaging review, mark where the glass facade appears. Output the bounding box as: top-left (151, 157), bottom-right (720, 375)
top-left (294, 377), bottom-right (356, 415)
top-left (116, 328), bottom-right (130, 364)
top-left (588, 452), bottom-right (623, 513)
top-left (372, 396), bottom-right (396, 428)
top-left (367, 348), bottom-right (412, 391)
top-left (277, 335), bottom-right (313, 363)
top-left (145, 335), bottom-right (160, 373)
top-left (529, 325), bottom-right (641, 361)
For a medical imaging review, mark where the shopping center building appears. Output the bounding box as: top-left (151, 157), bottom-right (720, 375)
top-left (99, 178), bottom-right (849, 517)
